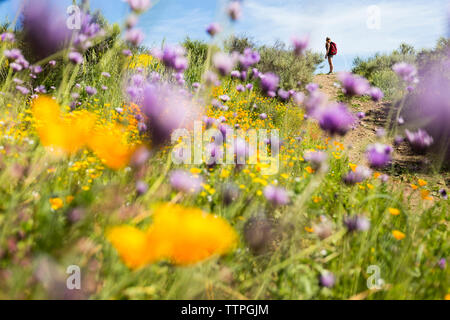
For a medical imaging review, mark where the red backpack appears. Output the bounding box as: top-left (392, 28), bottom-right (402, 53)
top-left (329, 42), bottom-right (337, 55)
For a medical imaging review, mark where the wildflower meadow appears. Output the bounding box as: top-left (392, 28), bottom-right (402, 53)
top-left (0, 0), bottom-right (448, 302)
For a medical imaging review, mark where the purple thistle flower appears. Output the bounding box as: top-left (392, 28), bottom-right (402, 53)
top-left (277, 89), bottom-right (290, 101)
top-left (85, 86), bottom-right (97, 96)
top-left (319, 272), bottom-right (335, 288)
top-left (22, 0), bottom-right (72, 59)
top-left (169, 170), bottom-right (204, 194)
top-left (227, 1), bottom-right (242, 21)
top-left (69, 52), bottom-right (83, 65)
top-left (0, 32), bottom-right (15, 43)
top-left (366, 143), bottom-right (393, 168)
top-left (259, 113), bottom-right (268, 120)
top-left (317, 103), bottom-right (355, 136)
top-left (306, 82), bottom-right (319, 93)
top-left (344, 215), bottom-right (371, 232)
top-left (48, 60), bottom-right (56, 67)
top-left (304, 151), bottom-right (328, 171)
top-left (293, 92), bottom-right (305, 106)
top-left (127, 0), bottom-right (151, 12)
top-left (439, 189), bottom-right (448, 200)
top-left (219, 95), bottom-right (230, 103)
top-left (141, 83), bottom-right (198, 146)
top-left (4, 49), bottom-right (22, 60)
top-left (291, 35), bottom-right (309, 56)
top-left (394, 135), bottom-right (404, 146)
top-left (260, 73), bottom-right (279, 95)
top-left (206, 23), bottom-right (222, 36)
top-left (125, 28), bottom-right (145, 46)
top-left (231, 70), bottom-right (241, 78)
top-left (263, 185), bottom-right (290, 206)
top-left (10, 63), bottom-right (23, 72)
top-left (101, 72), bottom-right (111, 78)
top-left (16, 85), bottom-right (30, 95)
top-left (34, 85), bottom-right (47, 94)
top-left (392, 62), bottom-right (418, 84)
top-left (30, 65), bottom-right (43, 74)
top-left (246, 83), bottom-right (254, 91)
top-left (136, 181), bottom-right (148, 196)
top-left (125, 14), bottom-right (139, 29)
top-left (236, 84), bottom-right (245, 92)
top-left (304, 91), bottom-right (328, 115)
top-left (369, 87), bottom-right (384, 102)
top-left (357, 112), bottom-right (366, 119)
top-left (338, 72), bottom-right (370, 97)
top-left (213, 52), bottom-right (236, 76)
top-left (343, 166), bottom-right (372, 185)
top-left (375, 127), bottom-right (386, 138)
top-left (405, 129), bottom-right (434, 154)
top-left (438, 258), bottom-right (447, 270)
top-left (122, 49), bottom-right (132, 57)
top-left (239, 48), bottom-right (260, 71)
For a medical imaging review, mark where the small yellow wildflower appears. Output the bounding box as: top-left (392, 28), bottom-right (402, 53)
top-left (420, 190), bottom-right (433, 201)
top-left (349, 163), bottom-right (358, 172)
top-left (49, 198), bottom-right (63, 211)
top-left (388, 208), bottom-right (401, 216)
top-left (418, 179), bottom-right (427, 187)
top-left (392, 230), bottom-right (406, 240)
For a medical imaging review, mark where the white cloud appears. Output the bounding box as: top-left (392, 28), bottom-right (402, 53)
top-left (239, 0), bottom-right (447, 55)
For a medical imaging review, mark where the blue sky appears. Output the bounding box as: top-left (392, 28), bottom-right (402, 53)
top-left (1, 0), bottom-right (448, 71)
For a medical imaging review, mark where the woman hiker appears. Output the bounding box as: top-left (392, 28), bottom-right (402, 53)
top-left (325, 37), bottom-right (337, 74)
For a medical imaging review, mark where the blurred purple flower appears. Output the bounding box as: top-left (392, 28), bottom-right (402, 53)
top-left (16, 85), bottom-right (30, 95)
top-left (338, 72), bottom-right (370, 97)
top-left (439, 189), bottom-right (448, 200)
top-left (343, 166), bottom-right (372, 185)
top-left (141, 83), bottom-right (198, 146)
top-left (69, 52), bottom-right (83, 64)
top-left (369, 87), bottom-right (384, 102)
top-left (206, 23), bottom-right (222, 36)
top-left (304, 151), bottom-right (328, 171)
top-left (170, 170), bottom-right (203, 194)
top-left (317, 103), bottom-right (355, 136)
top-left (393, 62), bottom-right (418, 84)
top-left (260, 73), bottom-right (279, 95)
top-left (291, 35), bottom-right (309, 56)
top-left (319, 272), bottom-right (335, 288)
top-left (263, 185), bottom-right (290, 206)
top-left (0, 32), bottom-right (14, 42)
top-left (213, 52), bottom-right (236, 76)
top-left (277, 89), bottom-right (290, 101)
top-left (125, 28), bottom-right (145, 46)
top-left (136, 181), bottom-right (148, 196)
top-left (439, 258), bottom-right (447, 270)
top-left (127, 0), bottom-right (151, 12)
top-left (85, 86), bottom-right (97, 96)
top-left (293, 92), bottom-right (305, 106)
top-left (306, 83), bottom-right (319, 93)
top-left (366, 143), bottom-right (393, 168)
top-left (227, 1), bottom-right (242, 21)
top-left (405, 129), bottom-right (434, 154)
top-left (344, 215), bottom-right (370, 232)
top-left (22, 0), bottom-right (72, 59)
top-left (231, 70), bottom-right (241, 78)
top-left (239, 48), bottom-right (260, 70)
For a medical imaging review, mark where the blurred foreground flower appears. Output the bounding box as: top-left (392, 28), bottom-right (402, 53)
top-left (88, 123), bottom-right (138, 170)
top-left (32, 96), bottom-right (97, 155)
top-left (107, 204), bottom-right (237, 269)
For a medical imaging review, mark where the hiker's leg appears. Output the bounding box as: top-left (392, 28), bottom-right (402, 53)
top-left (328, 56), bottom-right (334, 73)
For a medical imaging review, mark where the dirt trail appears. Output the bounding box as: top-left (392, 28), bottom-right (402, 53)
top-left (313, 74), bottom-right (449, 194)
